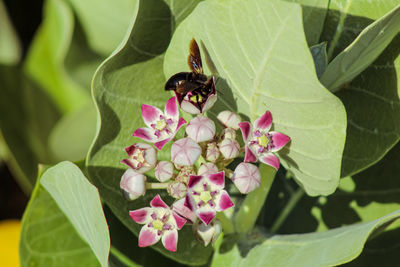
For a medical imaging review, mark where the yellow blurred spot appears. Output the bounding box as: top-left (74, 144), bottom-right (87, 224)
top-left (0, 220), bottom-right (21, 267)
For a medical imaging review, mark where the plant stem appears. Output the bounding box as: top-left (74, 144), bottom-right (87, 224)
top-left (146, 182), bottom-right (169, 189)
top-left (270, 188), bottom-right (304, 233)
top-left (234, 165), bottom-right (276, 233)
top-left (216, 211), bottom-right (235, 234)
top-left (110, 245), bottom-right (139, 267)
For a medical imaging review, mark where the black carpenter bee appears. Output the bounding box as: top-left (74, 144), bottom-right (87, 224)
top-left (165, 38), bottom-right (215, 113)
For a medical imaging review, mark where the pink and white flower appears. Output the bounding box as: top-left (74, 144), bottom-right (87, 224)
top-left (186, 115), bottom-right (216, 142)
top-left (176, 77), bottom-right (218, 114)
top-left (120, 169), bottom-right (146, 200)
top-left (193, 219), bottom-right (222, 246)
top-left (239, 111), bottom-right (290, 170)
top-left (217, 110), bottom-right (241, 130)
top-left (129, 195), bottom-right (187, 252)
top-left (171, 138), bottom-right (201, 166)
top-left (232, 163), bottom-right (261, 194)
top-left (154, 161), bottom-right (174, 182)
top-left (121, 143), bottom-right (156, 173)
top-left (133, 97), bottom-right (186, 150)
top-left (185, 171), bottom-right (234, 225)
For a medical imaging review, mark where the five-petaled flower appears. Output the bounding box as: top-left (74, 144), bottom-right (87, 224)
top-left (239, 111), bottom-right (290, 170)
top-left (185, 171), bottom-right (234, 225)
top-left (129, 195), bottom-right (187, 252)
top-left (121, 143), bottom-right (156, 173)
top-left (133, 97), bottom-right (186, 150)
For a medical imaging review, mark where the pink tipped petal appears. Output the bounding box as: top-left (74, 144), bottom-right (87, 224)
top-left (254, 111), bottom-right (273, 131)
top-left (129, 208), bottom-right (150, 224)
top-left (142, 104), bottom-right (163, 127)
top-left (172, 212), bottom-right (187, 230)
top-left (269, 131), bottom-right (291, 152)
top-left (176, 117), bottom-right (187, 131)
top-left (162, 230), bottom-right (178, 252)
top-left (120, 159), bottom-right (135, 169)
top-left (181, 100), bottom-right (201, 114)
top-left (150, 194), bottom-right (168, 208)
top-left (184, 194), bottom-right (194, 211)
top-left (133, 128), bottom-right (157, 142)
top-left (138, 228), bottom-right (160, 247)
top-left (188, 175), bottom-right (203, 188)
top-left (154, 138), bottom-right (171, 150)
top-left (173, 198), bottom-right (197, 223)
top-left (216, 190), bottom-right (234, 211)
top-left (260, 153), bottom-right (280, 170)
top-left (244, 146), bottom-right (258, 162)
top-left (165, 97), bottom-right (179, 119)
top-left (239, 122), bottom-right (251, 142)
top-left (207, 172), bottom-right (225, 187)
top-left (197, 210), bottom-right (216, 225)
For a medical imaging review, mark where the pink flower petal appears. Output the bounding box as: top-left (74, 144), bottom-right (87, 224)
top-left (164, 97), bottom-right (179, 119)
top-left (161, 230), bottom-right (178, 252)
top-left (254, 111), bottom-right (273, 131)
top-left (201, 92), bottom-right (217, 113)
top-left (138, 227), bottom-right (160, 247)
top-left (129, 208), bottom-right (150, 224)
top-left (184, 194), bottom-right (194, 211)
top-left (142, 104), bottom-right (163, 127)
top-left (172, 212), bottom-right (187, 230)
top-left (150, 194), bottom-right (168, 208)
top-left (197, 210), bottom-right (216, 225)
top-left (207, 171), bottom-right (225, 187)
top-left (188, 175), bottom-right (203, 188)
top-left (173, 198), bottom-right (197, 223)
top-left (269, 131), bottom-right (290, 152)
top-left (216, 190), bottom-right (234, 211)
top-left (176, 117), bottom-right (187, 131)
top-left (239, 122), bottom-right (251, 142)
top-left (244, 146), bottom-right (257, 162)
top-left (132, 128), bottom-right (157, 142)
top-left (154, 138), bottom-right (171, 150)
top-left (260, 153), bottom-right (280, 170)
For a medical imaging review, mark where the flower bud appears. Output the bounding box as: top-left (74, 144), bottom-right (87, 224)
top-left (186, 115), bottom-right (216, 142)
top-left (171, 138), bottom-right (201, 166)
top-left (198, 162), bottom-right (218, 176)
top-left (219, 139), bottom-right (240, 159)
top-left (232, 163), bottom-right (261, 194)
top-left (222, 128), bottom-right (236, 140)
top-left (167, 182), bottom-right (187, 199)
top-left (120, 169), bottom-right (146, 200)
top-left (217, 110), bottom-right (241, 130)
top-left (154, 161), bottom-right (174, 182)
top-left (193, 219), bottom-right (222, 246)
top-left (206, 142), bottom-right (220, 163)
top-left (121, 143), bottom-right (156, 173)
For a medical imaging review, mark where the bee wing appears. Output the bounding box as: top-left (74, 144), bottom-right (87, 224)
top-left (187, 38), bottom-right (203, 74)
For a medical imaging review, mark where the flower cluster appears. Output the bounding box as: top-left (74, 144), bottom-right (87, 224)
top-left (120, 89), bottom-right (290, 251)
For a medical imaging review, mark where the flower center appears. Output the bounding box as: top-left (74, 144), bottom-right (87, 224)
top-left (200, 191), bottom-right (212, 203)
top-left (258, 135), bottom-right (269, 147)
top-left (152, 219), bottom-right (164, 231)
top-left (131, 148), bottom-right (147, 168)
top-left (155, 119), bottom-right (167, 131)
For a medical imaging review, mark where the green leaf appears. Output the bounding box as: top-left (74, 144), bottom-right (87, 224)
top-left (310, 42), bottom-right (327, 78)
top-left (320, 1), bottom-right (400, 177)
top-left (20, 162), bottom-right (110, 267)
top-left (285, 0), bottom-right (329, 46)
top-left (0, 0), bottom-right (21, 65)
top-left (0, 66), bottom-right (61, 192)
top-left (164, 0), bottom-right (347, 196)
top-left (24, 0), bottom-right (89, 113)
top-left (48, 103), bottom-right (97, 162)
top-left (67, 0), bottom-right (136, 56)
top-left (87, 0), bottom-right (212, 264)
top-left (320, 4), bottom-right (400, 90)
top-left (211, 210), bottom-right (400, 266)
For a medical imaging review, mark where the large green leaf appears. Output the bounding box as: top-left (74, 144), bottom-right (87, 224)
top-left (320, 4), bottom-right (400, 90)
top-left (19, 162), bottom-right (110, 267)
top-left (212, 210), bottom-right (400, 266)
top-left (164, 0), bottom-right (347, 196)
top-left (0, 0), bottom-right (21, 65)
top-left (87, 0), bottom-right (212, 265)
top-left (67, 0), bottom-right (135, 56)
top-left (24, 0), bottom-right (89, 113)
top-left (320, 0), bottom-right (400, 177)
top-left (0, 66), bottom-right (60, 192)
